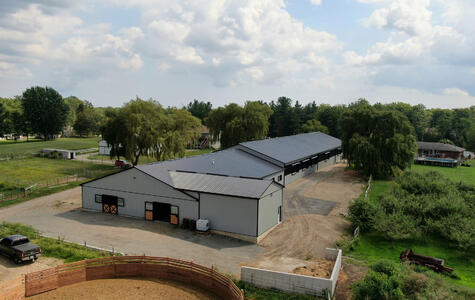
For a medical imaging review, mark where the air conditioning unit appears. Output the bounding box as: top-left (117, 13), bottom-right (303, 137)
top-left (196, 219), bottom-right (210, 232)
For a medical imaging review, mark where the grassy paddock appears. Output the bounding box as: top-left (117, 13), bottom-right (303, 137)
top-left (0, 222), bottom-right (117, 262)
top-left (0, 157), bottom-right (115, 192)
top-left (349, 165), bottom-right (475, 290)
top-left (411, 160), bottom-right (475, 185)
top-left (88, 149), bottom-right (214, 164)
top-left (0, 137), bottom-right (100, 157)
top-left (350, 233), bottom-right (475, 289)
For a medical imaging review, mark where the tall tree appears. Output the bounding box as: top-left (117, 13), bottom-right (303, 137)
top-left (21, 87), bottom-right (69, 140)
top-left (341, 105), bottom-right (417, 179)
top-left (206, 101), bottom-right (273, 149)
top-left (315, 104), bottom-right (346, 138)
top-left (301, 119), bottom-right (329, 133)
top-left (186, 99), bottom-right (212, 122)
top-left (268, 97), bottom-right (299, 137)
top-left (102, 108), bottom-right (127, 160)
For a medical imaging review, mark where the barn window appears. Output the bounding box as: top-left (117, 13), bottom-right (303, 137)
top-left (171, 205), bottom-right (179, 215)
top-left (278, 175), bottom-right (283, 181)
top-left (118, 198), bottom-right (125, 207)
top-left (95, 194), bottom-right (102, 203)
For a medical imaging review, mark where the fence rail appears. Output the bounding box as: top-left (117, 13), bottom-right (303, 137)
top-left (0, 256), bottom-right (243, 300)
top-left (0, 169), bottom-right (114, 202)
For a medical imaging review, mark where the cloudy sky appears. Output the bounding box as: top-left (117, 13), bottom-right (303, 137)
top-left (1, 0), bottom-right (474, 108)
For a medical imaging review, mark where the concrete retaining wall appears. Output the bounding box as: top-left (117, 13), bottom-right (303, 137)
top-left (241, 248), bottom-right (342, 297)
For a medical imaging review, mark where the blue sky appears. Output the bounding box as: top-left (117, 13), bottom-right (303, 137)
top-left (0, 0), bottom-right (474, 108)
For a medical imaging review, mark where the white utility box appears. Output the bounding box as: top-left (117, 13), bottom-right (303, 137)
top-left (196, 219), bottom-right (210, 232)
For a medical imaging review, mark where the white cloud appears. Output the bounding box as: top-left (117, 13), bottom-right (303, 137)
top-left (129, 0), bottom-right (341, 85)
top-left (442, 88), bottom-right (470, 97)
top-left (365, 0), bottom-right (432, 36)
top-left (310, 0), bottom-right (322, 5)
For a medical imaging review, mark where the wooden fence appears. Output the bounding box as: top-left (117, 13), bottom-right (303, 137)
top-left (0, 256), bottom-right (243, 300)
top-left (0, 169), bottom-right (115, 202)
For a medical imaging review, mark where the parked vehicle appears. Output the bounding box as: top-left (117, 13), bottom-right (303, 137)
top-left (0, 235), bottom-right (41, 264)
top-left (115, 159), bottom-right (131, 168)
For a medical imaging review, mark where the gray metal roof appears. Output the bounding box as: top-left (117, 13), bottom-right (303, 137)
top-left (136, 146), bottom-right (282, 186)
top-left (239, 132), bottom-right (341, 165)
top-left (417, 142), bottom-right (465, 153)
top-left (169, 171), bottom-right (273, 199)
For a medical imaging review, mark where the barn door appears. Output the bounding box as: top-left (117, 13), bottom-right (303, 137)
top-left (102, 195), bottom-right (118, 215)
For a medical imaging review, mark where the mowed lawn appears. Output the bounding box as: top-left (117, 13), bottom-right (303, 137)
top-left (88, 149), bottom-right (214, 164)
top-left (352, 161), bottom-right (475, 289)
top-left (0, 137), bottom-right (100, 157)
top-left (0, 157), bottom-right (114, 191)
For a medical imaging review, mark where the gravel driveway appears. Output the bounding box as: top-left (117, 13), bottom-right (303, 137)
top-left (0, 163), bottom-right (363, 280)
top-left (0, 188), bottom-right (262, 276)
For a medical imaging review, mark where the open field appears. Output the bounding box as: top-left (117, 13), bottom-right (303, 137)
top-left (0, 157), bottom-right (115, 192)
top-left (88, 149), bottom-right (214, 164)
top-left (0, 137), bottom-right (100, 157)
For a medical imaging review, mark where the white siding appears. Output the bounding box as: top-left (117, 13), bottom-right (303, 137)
top-left (82, 168), bottom-right (198, 223)
top-left (199, 193), bottom-right (258, 237)
top-left (258, 187), bottom-right (283, 236)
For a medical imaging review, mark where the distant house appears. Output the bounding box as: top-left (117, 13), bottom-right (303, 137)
top-left (417, 142), bottom-right (465, 162)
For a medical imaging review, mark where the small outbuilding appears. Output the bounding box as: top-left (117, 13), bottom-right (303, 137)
top-left (41, 148), bottom-right (76, 159)
top-left (98, 140), bottom-right (112, 155)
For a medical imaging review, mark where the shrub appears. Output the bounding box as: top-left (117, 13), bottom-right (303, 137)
top-left (351, 267), bottom-right (404, 300)
top-left (348, 197), bottom-right (378, 232)
top-left (356, 171), bottom-right (475, 251)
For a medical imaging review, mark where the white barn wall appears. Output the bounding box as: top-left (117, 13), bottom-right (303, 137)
top-left (82, 168), bottom-right (198, 223)
top-left (199, 193), bottom-right (258, 237)
top-left (258, 187), bottom-right (283, 236)
top-left (82, 186), bottom-right (198, 222)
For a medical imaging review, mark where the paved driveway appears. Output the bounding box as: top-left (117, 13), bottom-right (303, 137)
top-left (0, 188), bottom-right (262, 276)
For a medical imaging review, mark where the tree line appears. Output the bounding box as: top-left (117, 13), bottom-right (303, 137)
top-left (0, 87), bottom-right (104, 140)
top-left (2, 86), bottom-right (473, 172)
top-left (187, 97), bottom-right (475, 152)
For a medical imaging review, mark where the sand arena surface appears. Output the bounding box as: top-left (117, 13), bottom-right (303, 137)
top-left (28, 277), bottom-right (222, 300)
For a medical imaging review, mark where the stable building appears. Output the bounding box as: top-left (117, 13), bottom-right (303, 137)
top-left (81, 132), bottom-right (342, 242)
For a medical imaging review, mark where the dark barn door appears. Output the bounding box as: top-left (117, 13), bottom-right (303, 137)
top-left (153, 202), bottom-right (171, 222)
top-left (102, 195), bottom-right (118, 215)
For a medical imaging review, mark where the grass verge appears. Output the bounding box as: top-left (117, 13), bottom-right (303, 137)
top-left (411, 159), bottom-right (475, 186)
top-left (0, 222), bottom-right (117, 263)
top-left (235, 281), bottom-right (325, 300)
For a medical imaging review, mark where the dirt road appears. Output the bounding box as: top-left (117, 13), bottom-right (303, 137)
top-left (0, 256), bottom-right (62, 282)
top-left (258, 164), bottom-right (364, 260)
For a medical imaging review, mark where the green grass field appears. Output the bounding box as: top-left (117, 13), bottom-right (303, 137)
top-left (0, 157), bottom-right (114, 192)
top-left (88, 149), bottom-right (214, 164)
top-left (0, 137), bottom-right (100, 157)
top-left (0, 222), bottom-right (117, 262)
top-left (351, 161), bottom-right (475, 290)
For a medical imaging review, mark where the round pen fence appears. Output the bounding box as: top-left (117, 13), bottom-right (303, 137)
top-left (1, 256), bottom-right (243, 300)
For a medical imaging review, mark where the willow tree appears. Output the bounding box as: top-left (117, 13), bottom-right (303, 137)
top-left (340, 103), bottom-right (417, 179)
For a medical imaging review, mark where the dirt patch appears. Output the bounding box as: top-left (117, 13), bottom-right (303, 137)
top-left (293, 259), bottom-right (334, 278)
top-left (333, 260), bottom-right (367, 300)
top-left (258, 164), bottom-right (364, 260)
top-left (28, 277), bottom-right (222, 300)
top-left (0, 256), bottom-right (63, 283)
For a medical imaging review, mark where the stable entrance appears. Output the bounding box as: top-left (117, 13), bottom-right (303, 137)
top-left (102, 195), bottom-right (118, 215)
top-left (153, 202), bottom-right (171, 222)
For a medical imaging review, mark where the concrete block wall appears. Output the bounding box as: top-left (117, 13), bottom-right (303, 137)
top-left (241, 248), bottom-right (342, 297)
